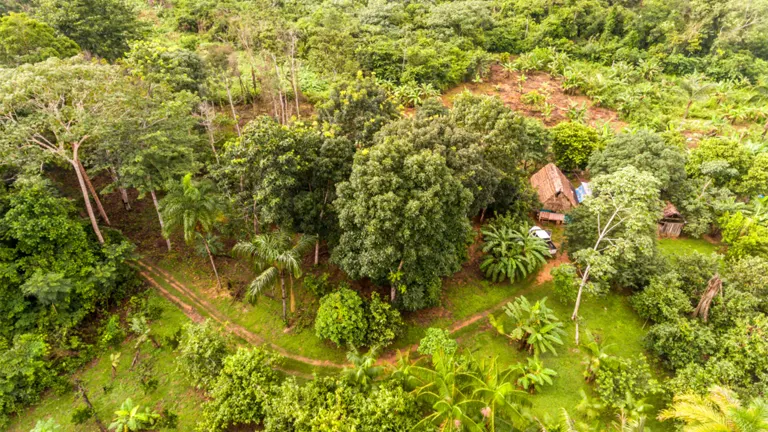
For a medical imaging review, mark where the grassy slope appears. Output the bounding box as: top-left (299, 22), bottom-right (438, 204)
top-left (8, 293), bottom-right (203, 432)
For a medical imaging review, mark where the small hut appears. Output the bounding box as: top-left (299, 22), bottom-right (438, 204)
top-left (658, 202), bottom-right (685, 237)
top-left (530, 163), bottom-right (578, 223)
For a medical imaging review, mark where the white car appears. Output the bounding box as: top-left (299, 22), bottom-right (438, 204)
top-left (529, 225), bottom-right (558, 256)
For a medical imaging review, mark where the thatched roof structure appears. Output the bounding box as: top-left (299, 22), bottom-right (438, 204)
top-left (530, 163), bottom-right (578, 213)
top-left (659, 201), bottom-right (685, 237)
top-left (662, 202), bottom-right (683, 220)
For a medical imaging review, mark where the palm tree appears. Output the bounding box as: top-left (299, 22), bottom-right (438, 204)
top-left (467, 356), bottom-right (530, 431)
top-left (232, 229), bottom-right (315, 323)
top-left (679, 73), bottom-right (715, 119)
top-left (161, 173), bottom-right (226, 290)
top-left (342, 346), bottom-right (384, 389)
top-left (658, 386), bottom-right (768, 431)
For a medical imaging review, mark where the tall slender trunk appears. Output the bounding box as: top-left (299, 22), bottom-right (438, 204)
top-left (288, 33), bottom-right (301, 118)
top-left (289, 274), bottom-right (295, 313)
top-left (314, 239), bottom-right (320, 266)
top-left (238, 75), bottom-right (248, 104)
top-left (78, 160), bottom-right (110, 225)
top-left (684, 99), bottom-right (692, 119)
top-left (250, 67), bottom-right (259, 112)
top-left (202, 236), bottom-right (222, 290)
top-left (280, 273), bottom-right (287, 323)
top-left (150, 189), bottom-right (171, 252)
top-left (71, 156), bottom-right (104, 244)
top-left (203, 102), bottom-right (220, 163)
top-left (391, 259), bottom-right (404, 302)
top-left (226, 77), bottom-right (241, 136)
top-left (75, 380), bottom-right (107, 432)
top-left (110, 167), bottom-right (131, 210)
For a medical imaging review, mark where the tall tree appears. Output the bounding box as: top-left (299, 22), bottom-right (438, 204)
top-left (0, 12), bottom-right (79, 67)
top-left (333, 138), bottom-right (472, 310)
top-left (161, 174), bottom-right (226, 289)
top-left (0, 58), bottom-right (123, 243)
top-left (232, 229), bottom-right (315, 323)
top-left (568, 167), bottom-right (661, 342)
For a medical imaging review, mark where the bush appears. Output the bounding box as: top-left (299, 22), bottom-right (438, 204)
top-left (417, 328), bottom-right (457, 357)
top-left (315, 287), bottom-right (368, 348)
top-left (501, 296), bottom-right (565, 355)
top-left (0, 335), bottom-right (52, 427)
top-left (552, 264), bottom-right (579, 304)
top-left (98, 315), bottom-right (125, 349)
top-left (645, 318), bottom-right (717, 370)
top-left (551, 122), bottom-right (600, 171)
top-left (630, 273), bottom-right (692, 323)
top-left (199, 348), bottom-right (282, 431)
top-left (303, 273), bottom-right (332, 298)
top-left (177, 320), bottom-right (230, 390)
top-left (481, 218), bottom-right (551, 283)
top-left (365, 293), bottom-right (404, 348)
top-left (594, 355), bottom-right (659, 409)
top-left (668, 359), bottom-right (745, 396)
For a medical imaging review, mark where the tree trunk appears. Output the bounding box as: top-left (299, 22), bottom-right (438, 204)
top-left (480, 207), bottom-right (487, 222)
top-left (289, 274), bottom-right (295, 313)
top-left (253, 199), bottom-right (260, 235)
top-left (762, 118), bottom-right (768, 138)
top-left (280, 273), bottom-right (287, 324)
top-left (110, 167), bottom-right (131, 210)
top-left (71, 157), bottom-right (105, 244)
top-left (250, 67), bottom-right (259, 112)
top-left (571, 264), bottom-right (591, 322)
top-left (684, 99), bottom-right (692, 119)
top-left (75, 380), bottom-right (107, 432)
top-left (78, 160), bottom-right (110, 226)
top-left (314, 238), bottom-right (320, 266)
top-left (202, 236), bottom-right (223, 290)
top-left (226, 77), bottom-right (241, 136)
top-left (203, 102), bottom-right (220, 163)
top-left (150, 189), bottom-right (172, 252)
top-left (288, 32), bottom-right (301, 118)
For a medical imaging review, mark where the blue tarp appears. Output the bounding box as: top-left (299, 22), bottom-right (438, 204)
top-left (575, 182), bottom-right (592, 203)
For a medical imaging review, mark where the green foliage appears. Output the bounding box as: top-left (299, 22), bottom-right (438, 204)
top-left (176, 320), bottom-right (230, 390)
top-left (594, 355), bottom-right (659, 409)
top-left (34, 0), bottom-right (144, 60)
top-left (512, 357), bottom-right (557, 394)
top-left (0, 13), bottom-right (79, 66)
top-left (417, 328), bottom-right (457, 358)
top-left (108, 398), bottom-right (160, 432)
top-left (303, 273), bottom-right (332, 298)
top-left (31, 418), bottom-right (61, 431)
top-left (630, 273), bottom-right (692, 323)
top-left (99, 315), bottom-right (125, 349)
top-left (588, 130), bottom-right (687, 201)
top-left (199, 348), bottom-right (282, 432)
top-left (318, 74), bottom-right (400, 145)
top-left (551, 122), bottom-right (600, 171)
top-left (0, 335), bottom-right (52, 427)
top-left (123, 40), bottom-right (206, 93)
top-left (686, 138), bottom-right (753, 189)
top-left (552, 264), bottom-right (579, 304)
top-left (645, 319), bottom-right (717, 370)
top-left (719, 211), bottom-right (768, 260)
top-left (481, 219), bottom-right (551, 283)
top-left (314, 288), bottom-right (368, 348)
top-left (69, 406), bottom-right (93, 425)
top-left (364, 293), bottom-right (403, 348)
top-left (333, 135), bottom-right (472, 311)
top-left (499, 296), bottom-right (565, 355)
top-left (740, 153), bottom-right (768, 197)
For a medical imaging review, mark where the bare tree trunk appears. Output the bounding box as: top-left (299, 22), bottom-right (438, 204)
top-left (314, 239), bottom-right (320, 266)
top-left (75, 380), bottom-right (107, 432)
top-left (288, 32), bottom-right (301, 118)
top-left (202, 102), bottom-right (220, 163)
top-left (110, 167), bottom-right (131, 210)
top-left (202, 235), bottom-right (222, 290)
top-left (571, 264), bottom-right (591, 323)
top-left (684, 99), bottom-right (692, 119)
top-left (480, 207), bottom-right (487, 222)
top-left (280, 274), bottom-right (287, 324)
top-left (225, 77), bottom-right (241, 136)
top-left (252, 199), bottom-right (260, 234)
top-left (150, 189), bottom-right (172, 252)
top-left (270, 53), bottom-right (287, 124)
top-left (289, 274), bottom-right (295, 313)
top-left (71, 154), bottom-right (104, 244)
top-left (78, 160), bottom-right (110, 226)
top-left (238, 75), bottom-right (248, 104)
top-left (250, 67), bottom-right (259, 112)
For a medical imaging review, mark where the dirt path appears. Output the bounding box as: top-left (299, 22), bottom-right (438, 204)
top-left (136, 257), bottom-right (563, 372)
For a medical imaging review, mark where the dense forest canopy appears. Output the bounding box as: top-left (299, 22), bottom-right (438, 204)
top-left (2, 0), bottom-right (768, 430)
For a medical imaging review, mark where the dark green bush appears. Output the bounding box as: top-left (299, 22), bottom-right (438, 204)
top-left (365, 293), bottom-right (404, 348)
top-left (315, 287), bottom-right (368, 348)
top-left (551, 122), bottom-right (600, 171)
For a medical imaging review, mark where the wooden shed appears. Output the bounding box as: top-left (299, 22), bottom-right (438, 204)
top-left (658, 202), bottom-right (685, 238)
top-left (530, 163), bottom-right (578, 216)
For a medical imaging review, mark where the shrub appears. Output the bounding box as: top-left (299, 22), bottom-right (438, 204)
top-left (551, 122), bottom-right (600, 171)
top-left (594, 355), bottom-right (659, 409)
top-left (177, 320), bottom-right (230, 390)
top-left (645, 319), bottom-right (717, 370)
top-left (512, 357), bottom-right (557, 393)
top-left (315, 287), bottom-right (368, 348)
top-left (481, 219), bottom-right (550, 283)
top-left (365, 293), bottom-right (404, 348)
top-left (417, 328), bottom-right (457, 357)
top-left (500, 296), bottom-right (565, 355)
top-left (303, 273), bottom-right (332, 298)
top-left (631, 273), bottom-right (692, 323)
top-left (98, 315), bottom-right (125, 349)
top-left (668, 359), bottom-right (744, 396)
top-left (673, 252), bottom-right (720, 300)
top-left (552, 264), bottom-right (579, 304)
top-left (31, 418), bottom-right (62, 432)
top-left (199, 348), bottom-right (282, 431)
top-left (0, 335), bottom-right (52, 427)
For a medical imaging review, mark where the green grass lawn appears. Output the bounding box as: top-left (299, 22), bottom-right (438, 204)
top-left (458, 282), bottom-right (673, 430)
top-left (658, 237), bottom-right (720, 257)
top-left (8, 293), bottom-right (203, 432)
